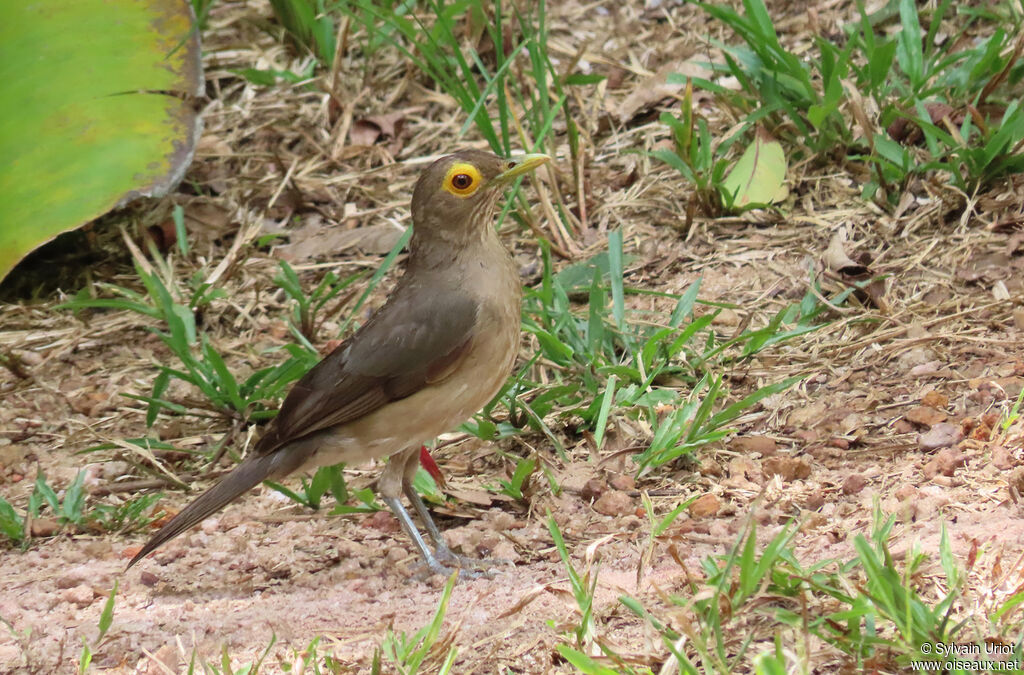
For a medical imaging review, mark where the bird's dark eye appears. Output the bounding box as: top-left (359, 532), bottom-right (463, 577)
top-left (451, 173), bottom-right (473, 189)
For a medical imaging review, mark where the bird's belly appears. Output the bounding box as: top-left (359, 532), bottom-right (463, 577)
top-left (302, 317), bottom-right (518, 469)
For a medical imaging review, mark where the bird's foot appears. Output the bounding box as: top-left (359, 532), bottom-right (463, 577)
top-left (412, 546), bottom-right (512, 581)
top-left (412, 553), bottom-right (489, 581)
top-left (433, 544), bottom-right (512, 572)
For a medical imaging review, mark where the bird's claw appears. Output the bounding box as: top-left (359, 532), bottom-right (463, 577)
top-left (434, 545), bottom-right (511, 571)
top-left (412, 546), bottom-right (510, 581)
top-left (413, 557), bottom-right (489, 581)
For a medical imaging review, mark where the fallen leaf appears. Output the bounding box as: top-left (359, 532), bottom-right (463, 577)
top-left (918, 422), bottom-right (963, 451)
top-left (444, 487), bottom-right (495, 507)
top-left (349, 112), bottom-right (405, 152)
top-left (145, 220), bottom-right (178, 253)
top-left (841, 473), bottom-right (866, 495)
top-left (921, 390), bottom-right (948, 408)
top-left (30, 518), bottom-right (59, 537)
top-left (719, 127), bottom-right (788, 209)
top-left (728, 456), bottom-right (762, 483)
top-left (276, 216), bottom-right (406, 261)
top-left (362, 510), bottom-right (400, 533)
top-left (613, 60), bottom-right (710, 124)
top-left (991, 445), bottom-right (1017, 470)
top-left (1008, 467), bottom-right (1024, 501)
top-left (730, 435), bottom-right (777, 456)
top-left (894, 485), bottom-right (918, 501)
top-left (799, 510), bottom-right (829, 532)
top-left (824, 229), bottom-right (866, 274)
top-left (957, 251), bottom-right (1012, 283)
top-left (904, 405), bottom-right (947, 428)
top-left (762, 456), bottom-right (812, 482)
top-left (581, 478), bottom-right (605, 502)
top-left (888, 102), bottom-right (957, 145)
top-left (185, 201), bottom-right (236, 241)
top-left (823, 228), bottom-right (887, 310)
top-left (698, 458), bottom-right (723, 477)
top-left (908, 360), bottom-right (946, 377)
top-left (608, 474), bottom-right (635, 491)
top-left (688, 493), bottom-right (720, 518)
top-left (804, 492), bottom-right (825, 510)
top-left (787, 401), bottom-right (827, 428)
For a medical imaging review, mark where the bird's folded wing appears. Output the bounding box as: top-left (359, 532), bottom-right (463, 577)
top-left (254, 289), bottom-right (479, 456)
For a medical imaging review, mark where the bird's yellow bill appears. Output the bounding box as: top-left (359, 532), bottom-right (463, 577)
top-left (494, 153), bottom-right (550, 184)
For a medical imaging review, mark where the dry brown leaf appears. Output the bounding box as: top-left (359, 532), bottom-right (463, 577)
top-left (613, 60), bottom-right (710, 124)
top-left (495, 584), bottom-right (555, 619)
top-left (921, 390), bottom-right (949, 408)
top-left (888, 102), bottom-right (957, 145)
top-left (787, 401), bottom-right (827, 428)
top-left (762, 456), bottom-right (812, 482)
top-left (349, 112), bottom-right (406, 153)
top-left (729, 435), bottom-right (777, 456)
top-left (824, 229), bottom-right (865, 274)
top-left (688, 493), bottom-right (720, 518)
top-left (957, 251), bottom-right (1012, 282)
top-left (922, 447), bottom-right (967, 478)
top-left (824, 228), bottom-right (888, 310)
top-left (918, 422), bottom-right (963, 451)
top-left (841, 474), bottom-right (866, 495)
top-left (904, 405), bottom-right (947, 428)
top-left (276, 217), bottom-right (406, 261)
top-left (444, 487), bottom-right (497, 507)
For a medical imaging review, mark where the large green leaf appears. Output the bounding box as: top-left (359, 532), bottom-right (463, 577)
top-left (0, 0), bottom-right (203, 281)
top-left (719, 127), bottom-right (789, 210)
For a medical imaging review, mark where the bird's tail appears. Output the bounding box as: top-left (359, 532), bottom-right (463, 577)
top-left (127, 452), bottom-right (294, 569)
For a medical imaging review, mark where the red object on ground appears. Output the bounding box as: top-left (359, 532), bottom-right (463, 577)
top-left (418, 445), bottom-right (446, 487)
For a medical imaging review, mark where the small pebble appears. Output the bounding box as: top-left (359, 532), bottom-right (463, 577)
top-left (61, 584), bottom-right (95, 608)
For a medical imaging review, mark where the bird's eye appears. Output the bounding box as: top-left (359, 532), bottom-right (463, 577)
top-left (442, 162), bottom-right (482, 197)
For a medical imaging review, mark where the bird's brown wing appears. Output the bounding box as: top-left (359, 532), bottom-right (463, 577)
top-left (253, 288), bottom-right (479, 456)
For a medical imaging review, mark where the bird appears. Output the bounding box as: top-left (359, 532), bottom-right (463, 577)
top-left (128, 149), bottom-right (550, 576)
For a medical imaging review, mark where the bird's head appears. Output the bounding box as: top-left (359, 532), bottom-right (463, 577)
top-left (410, 149), bottom-right (549, 248)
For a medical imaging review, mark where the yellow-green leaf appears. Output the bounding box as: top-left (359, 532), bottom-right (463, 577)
top-left (720, 128), bottom-right (789, 210)
top-left (0, 0), bottom-right (203, 281)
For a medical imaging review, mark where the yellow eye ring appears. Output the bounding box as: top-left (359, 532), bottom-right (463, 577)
top-left (442, 162), bottom-right (482, 197)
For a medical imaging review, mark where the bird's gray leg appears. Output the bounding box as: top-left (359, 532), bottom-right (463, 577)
top-left (381, 495), bottom-right (456, 577)
top-left (400, 449), bottom-right (496, 573)
top-left (399, 447), bottom-right (447, 550)
top-left (379, 447), bottom-right (454, 577)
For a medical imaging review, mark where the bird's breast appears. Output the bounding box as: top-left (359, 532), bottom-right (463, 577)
top-left (304, 242), bottom-right (521, 468)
